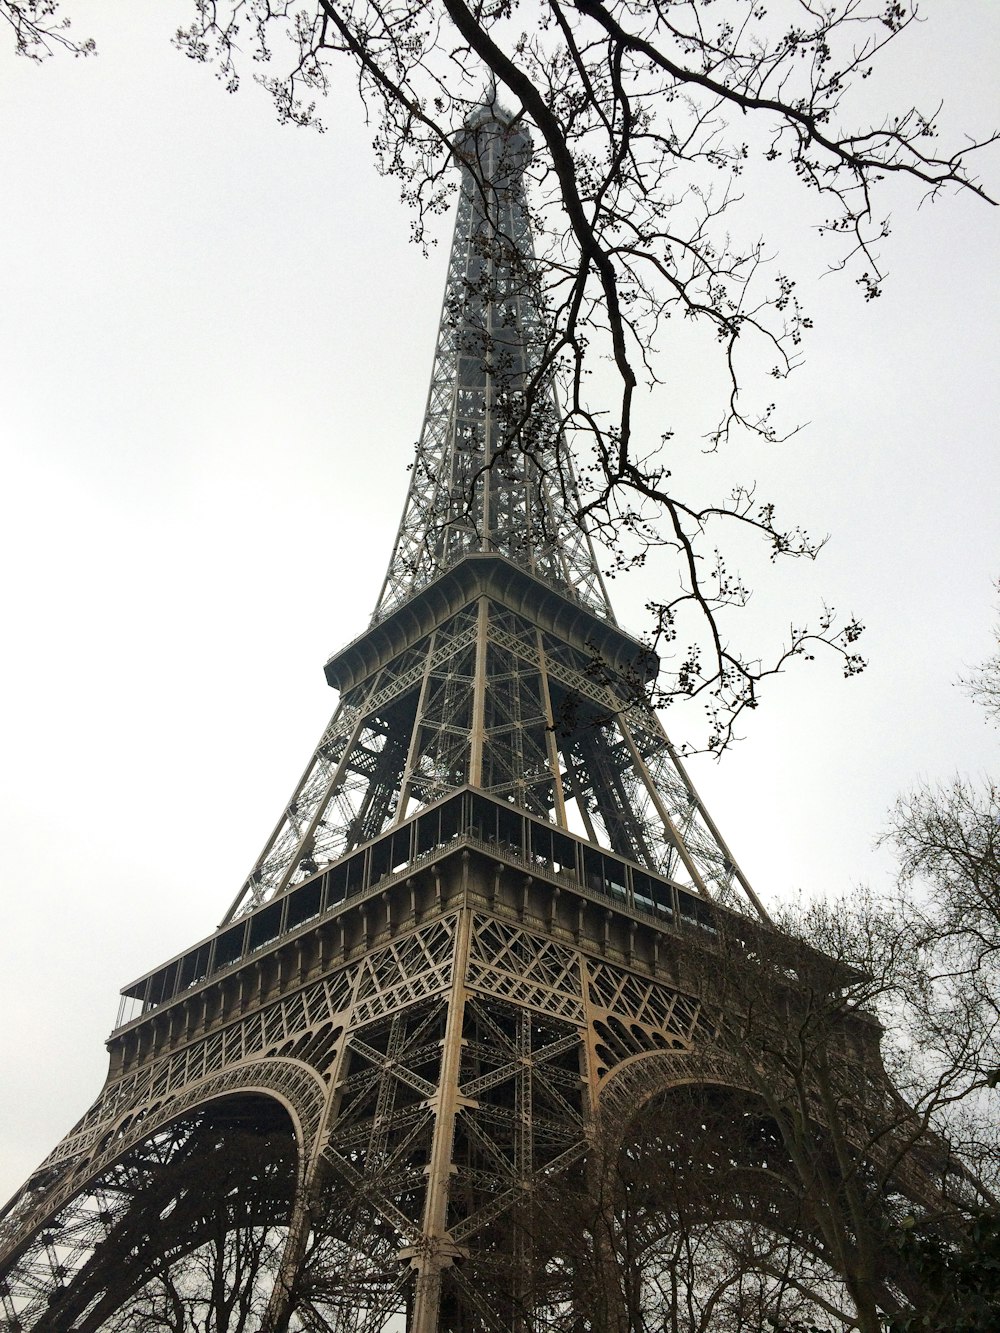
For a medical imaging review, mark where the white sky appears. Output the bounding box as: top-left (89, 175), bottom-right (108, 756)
top-left (0, 2), bottom-right (997, 1205)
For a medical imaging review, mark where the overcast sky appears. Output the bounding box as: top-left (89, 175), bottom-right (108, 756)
top-left (1, 2), bottom-right (997, 1206)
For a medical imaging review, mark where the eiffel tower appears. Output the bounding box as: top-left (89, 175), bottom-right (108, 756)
top-left (0, 100), bottom-right (943, 1333)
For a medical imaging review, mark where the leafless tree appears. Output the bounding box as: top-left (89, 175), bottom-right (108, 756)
top-left (106, 1221), bottom-right (285, 1333)
top-left (884, 780), bottom-right (1000, 1095)
top-left (90, 1117), bottom-right (297, 1333)
top-left (534, 1092), bottom-right (865, 1331)
top-left (961, 584), bottom-right (1000, 727)
top-left (2, 0), bottom-right (93, 59)
top-left (880, 620), bottom-right (1000, 1149)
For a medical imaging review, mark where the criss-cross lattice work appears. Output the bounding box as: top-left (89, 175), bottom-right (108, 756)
top-left (466, 914), bottom-right (585, 1023)
top-left (374, 107), bottom-right (610, 626)
top-left (226, 594), bottom-right (755, 921)
top-left (351, 917), bottom-right (457, 1027)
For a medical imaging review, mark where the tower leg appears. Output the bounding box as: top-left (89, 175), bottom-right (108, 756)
top-left (261, 1169), bottom-right (315, 1333)
top-left (408, 905), bottom-right (472, 1333)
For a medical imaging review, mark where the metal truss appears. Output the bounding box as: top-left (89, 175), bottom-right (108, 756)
top-left (0, 1100), bottom-right (298, 1332)
top-left (0, 857), bottom-right (958, 1333)
top-left (373, 106), bottom-right (611, 625)
top-left (0, 881), bottom-right (726, 1331)
top-left (218, 97), bottom-right (762, 924)
top-left (226, 590), bottom-right (761, 922)
top-left (0, 98), bottom-right (932, 1333)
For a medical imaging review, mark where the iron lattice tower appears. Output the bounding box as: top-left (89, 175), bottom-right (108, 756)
top-left (0, 102), bottom-right (943, 1333)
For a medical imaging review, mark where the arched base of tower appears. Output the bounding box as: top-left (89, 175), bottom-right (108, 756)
top-left (0, 1094), bottom-right (298, 1333)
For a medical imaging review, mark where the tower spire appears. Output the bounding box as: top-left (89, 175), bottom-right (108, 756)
top-left (374, 97), bottom-right (614, 623)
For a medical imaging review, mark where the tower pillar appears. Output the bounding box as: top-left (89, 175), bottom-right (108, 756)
top-left (407, 900), bottom-right (473, 1333)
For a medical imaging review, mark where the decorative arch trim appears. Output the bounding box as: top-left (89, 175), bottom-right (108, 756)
top-left (0, 1056), bottom-right (328, 1274)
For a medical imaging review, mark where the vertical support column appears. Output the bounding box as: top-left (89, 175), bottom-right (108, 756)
top-left (615, 714), bottom-right (712, 899)
top-left (408, 905), bottom-right (474, 1333)
top-left (536, 631), bottom-right (569, 828)
top-left (566, 748), bottom-right (600, 845)
top-left (512, 1006), bottom-right (534, 1331)
top-left (578, 955), bottom-right (629, 1333)
top-left (393, 630), bottom-right (438, 826)
top-left (480, 131), bottom-right (498, 551)
top-left (262, 958), bottom-right (363, 1333)
top-left (261, 1175), bottom-right (314, 1333)
top-left (468, 597), bottom-right (490, 788)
